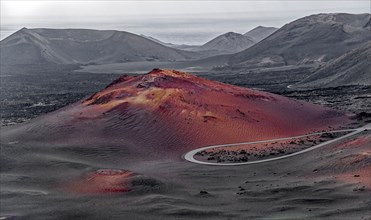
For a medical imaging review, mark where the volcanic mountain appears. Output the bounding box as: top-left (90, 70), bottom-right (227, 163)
top-left (291, 41), bottom-right (371, 89)
top-left (243, 26), bottom-right (278, 43)
top-left (197, 32), bottom-right (255, 54)
top-left (2, 69), bottom-right (350, 158)
top-left (0, 28), bottom-right (202, 65)
top-left (227, 13), bottom-right (371, 68)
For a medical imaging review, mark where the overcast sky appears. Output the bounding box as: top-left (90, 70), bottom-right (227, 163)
top-left (2, 1), bottom-right (369, 20)
top-left (1, 1), bottom-right (370, 44)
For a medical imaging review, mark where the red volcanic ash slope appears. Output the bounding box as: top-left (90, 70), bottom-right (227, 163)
top-left (3, 69), bottom-right (350, 158)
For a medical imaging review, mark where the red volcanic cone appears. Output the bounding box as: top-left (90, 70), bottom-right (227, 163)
top-left (64, 169), bottom-right (133, 194)
top-left (2, 69), bottom-right (351, 158)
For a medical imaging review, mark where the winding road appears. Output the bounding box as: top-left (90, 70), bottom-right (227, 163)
top-left (183, 123), bottom-right (370, 166)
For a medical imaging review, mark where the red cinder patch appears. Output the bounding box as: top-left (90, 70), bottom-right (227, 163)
top-left (64, 169), bottom-right (134, 195)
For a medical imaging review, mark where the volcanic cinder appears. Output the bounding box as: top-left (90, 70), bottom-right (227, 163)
top-left (2, 69), bottom-right (350, 159)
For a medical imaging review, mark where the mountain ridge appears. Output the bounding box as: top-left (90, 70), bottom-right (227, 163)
top-left (0, 28), bottom-right (204, 65)
top-left (243, 26), bottom-right (278, 43)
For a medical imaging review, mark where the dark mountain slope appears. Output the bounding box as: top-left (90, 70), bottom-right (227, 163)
top-left (228, 13), bottom-right (371, 68)
top-left (291, 42), bottom-right (371, 89)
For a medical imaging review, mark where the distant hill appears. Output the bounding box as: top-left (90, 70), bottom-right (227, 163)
top-left (0, 28), bottom-right (203, 65)
top-left (197, 32), bottom-right (255, 54)
top-left (228, 13), bottom-right (371, 68)
top-left (244, 26), bottom-right (278, 43)
top-left (143, 32), bottom-right (258, 55)
top-left (291, 42), bottom-right (371, 89)
top-left (141, 27), bottom-right (278, 56)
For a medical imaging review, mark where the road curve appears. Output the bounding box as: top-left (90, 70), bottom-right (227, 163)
top-left (183, 124), bottom-right (370, 166)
